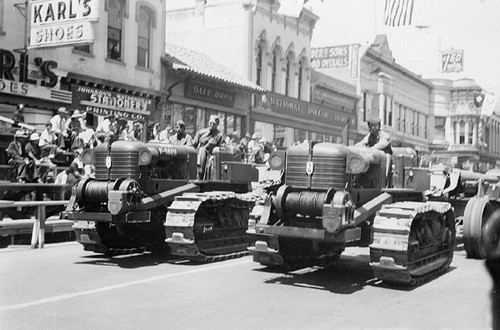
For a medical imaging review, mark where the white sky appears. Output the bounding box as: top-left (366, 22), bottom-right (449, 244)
top-left (308, 0), bottom-right (500, 96)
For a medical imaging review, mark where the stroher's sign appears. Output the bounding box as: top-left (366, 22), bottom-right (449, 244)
top-left (311, 45), bottom-right (350, 69)
top-left (29, 0), bottom-right (98, 49)
top-left (71, 85), bottom-right (154, 121)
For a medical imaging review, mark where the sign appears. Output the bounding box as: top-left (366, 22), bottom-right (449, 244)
top-left (29, 0), bottom-right (98, 49)
top-left (311, 45), bottom-right (350, 69)
top-left (185, 81), bottom-right (236, 107)
top-left (441, 49), bottom-right (464, 73)
top-left (30, 21), bottom-right (94, 49)
top-left (72, 85), bottom-right (154, 121)
top-left (257, 92), bottom-right (356, 128)
top-left (0, 48), bottom-right (71, 102)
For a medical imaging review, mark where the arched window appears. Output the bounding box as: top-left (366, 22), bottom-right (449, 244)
top-left (298, 61), bottom-right (303, 100)
top-left (137, 6), bottom-right (153, 68)
top-left (107, 0), bottom-right (124, 61)
top-left (256, 45), bottom-right (263, 86)
top-left (285, 60), bottom-right (290, 96)
top-left (271, 51), bottom-right (278, 92)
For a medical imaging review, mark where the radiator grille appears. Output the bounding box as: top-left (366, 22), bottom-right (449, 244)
top-left (285, 155), bottom-right (346, 190)
top-left (94, 149), bottom-right (140, 180)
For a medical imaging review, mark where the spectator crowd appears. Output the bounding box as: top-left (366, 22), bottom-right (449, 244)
top-left (6, 105), bottom-right (279, 184)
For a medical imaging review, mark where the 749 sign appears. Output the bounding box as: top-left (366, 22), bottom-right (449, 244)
top-left (441, 49), bottom-right (464, 73)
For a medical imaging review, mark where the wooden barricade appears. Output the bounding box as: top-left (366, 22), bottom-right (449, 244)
top-left (0, 183), bottom-right (73, 248)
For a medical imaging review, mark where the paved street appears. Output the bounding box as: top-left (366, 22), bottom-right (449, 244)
top-left (0, 242), bottom-right (493, 330)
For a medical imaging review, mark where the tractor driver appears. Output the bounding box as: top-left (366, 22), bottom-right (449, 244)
top-left (356, 118), bottom-right (393, 155)
top-left (356, 117), bottom-right (393, 187)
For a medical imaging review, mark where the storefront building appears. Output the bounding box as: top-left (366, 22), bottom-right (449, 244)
top-left (0, 0), bottom-right (165, 161)
top-left (312, 35), bottom-right (434, 151)
top-left (430, 78), bottom-right (500, 171)
top-left (157, 43), bottom-right (264, 138)
top-left (165, 0), bottom-right (353, 147)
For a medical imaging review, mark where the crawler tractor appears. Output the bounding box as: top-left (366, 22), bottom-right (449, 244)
top-left (67, 140), bottom-right (258, 261)
top-left (247, 143), bottom-right (456, 285)
top-left (428, 165), bottom-right (500, 259)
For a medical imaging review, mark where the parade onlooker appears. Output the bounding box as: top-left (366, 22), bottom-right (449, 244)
top-left (66, 110), bottom-right (85, 151)
top-left (50, 107), bottom-right (68, 148)
top-left (39, 122), bottom-right (61, 158)
top-left (169, 120), bottom-right (193, 146)
top-left (25, 132), bottom-right (55, 183)
top-left (65, 148), bottom-right (85, 186)
top-left (239, 132), bottom-right (251, 161)
top-left (193, 115), bottom-right (224, 179)
top-left (11, 103), bottom-right (25, 127)
top-left (249, 137), bottom-right (268, 165)
top-left (129, 121), bottom-right (143, 141)
top-left (96, 114), bottom-right (117, 143)
top-left (159, 126), bottom-right (173, 142)
top-left (6, 130), bottom-right (30, 182)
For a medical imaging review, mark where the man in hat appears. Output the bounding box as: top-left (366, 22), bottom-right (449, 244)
top-left (169, 120), bottom-right (193, 146)
top-left (96, 113), bottom-right (118, 143)
top-left (356, 117), bottom-right (392, 154)
top-left (6, 130), bottom-right (30, 182)
top-left (26, 132), bottom-right (55, 183)
top-left (11, 103), bottom-right (25, 127)
top-left (50, 107), bottom-right (69, 148)
top-left (193, 115), bottom-right (224, 179)
top-left (238, 132), bottom-right (251, 161)
top-left (66, 110), bottom-right (86, 151)
top-left (39, 121), bottom-right (62, 159)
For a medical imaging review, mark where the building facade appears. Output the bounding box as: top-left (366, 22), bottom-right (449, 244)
top-left (313, 35), bottom-right (434, 152)
top-left (430, 78), bottom-right (500, 171)
top-left (157, 43), bottom-right (264, 139)
top-left (0, 0), bottom-right (165, 161)
top-left (165, 0), bottom-right (356, 147)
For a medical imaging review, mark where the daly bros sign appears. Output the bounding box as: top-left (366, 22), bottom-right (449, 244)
top-left (29, 0), bottom-right (98, 49)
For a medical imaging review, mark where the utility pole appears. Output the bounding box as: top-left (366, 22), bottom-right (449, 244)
top-left (13, 0), bottom-right (29, 53)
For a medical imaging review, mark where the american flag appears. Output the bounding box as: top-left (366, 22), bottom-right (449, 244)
top-left (384, 0), bottom-right (414, 26)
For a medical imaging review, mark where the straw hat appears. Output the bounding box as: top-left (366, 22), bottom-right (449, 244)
top-left (71, 110), bottom-right (83, 118)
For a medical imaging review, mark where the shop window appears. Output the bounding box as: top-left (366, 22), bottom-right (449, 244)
top-left (226, 115), bottom-right (235, 135)
top-left (107, 0), bottom-right (124, 61)
top-left (196, 108), bottom-right (206, 132)
top-left (256, 45), bottom-right (263, 86)
top-left (468, 122), bottom-right (473, 144)
top-left (137, 5), bottom-right (153, 68)
top-left (459, 121), bottom-right (465, 144)
top-left (185, 107), bottom-right (196, 136)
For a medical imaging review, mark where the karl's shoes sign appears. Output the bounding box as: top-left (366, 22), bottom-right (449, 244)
top-left (29, 0), bottom-right (98, 49)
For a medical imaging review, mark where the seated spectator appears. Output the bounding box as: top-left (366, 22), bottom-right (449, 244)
top-left (6, 129), bottom-right (30, 182)
top-left (66, 148), bottom-right (85, 186)
top-left (11, 103), bottom-right (25, 127)
top-left (50, 107), bottom-right (68, 148)
top-left (159, 126), bottom-right (173, 142)
top-left (25, 132), bottom-right (55, 183)
top-left (96, 114), bottom-right (117, 143)
top-left (66, 110), bottom-right (85, 151)
top-left (129, 121), bottom-right (143, 141)
top-left (193, 115), bottom-right (224, 179)
top-left (249, 137), bottom-right (269, 165)
top-left (39, 122), bottom-right (62, 158)
top-left (169, 120), bottom-right (193, 146)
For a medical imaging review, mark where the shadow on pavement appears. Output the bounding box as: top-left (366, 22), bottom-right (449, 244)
top-left (258, 254), bottom-right (455, 294)
top-left (74, 252), bottom-right (174, 269)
